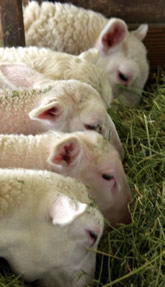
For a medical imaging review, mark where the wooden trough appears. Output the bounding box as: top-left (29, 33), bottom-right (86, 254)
top-left (0, 0), bottom-right (165, 70)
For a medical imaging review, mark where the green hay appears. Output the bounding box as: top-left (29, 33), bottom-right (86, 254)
top-left (93, 68), bottom-right (165, 287)
top-left (0, 69), bottom-right (165, 286)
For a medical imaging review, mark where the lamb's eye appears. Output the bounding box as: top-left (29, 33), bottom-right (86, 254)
top-left (118, 72), bottom-right (129, 83)
top-left (84, 124), bottom-right (98, 131)
top-left (102, 174), bottom-right (113, 181)
top-left (84, 124), bottom-right (102, 134)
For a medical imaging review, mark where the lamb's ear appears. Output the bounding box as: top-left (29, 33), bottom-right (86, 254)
top-left (50, 195), bottom-right (87, 226)
top-left (29, 101), bottom-right (63, 123)
top-left (131, 24), bottom-right (148, 41)
top-left (48, 136), bottom-right (82, 168)
top-left (79, 48), bottom-right (100, 64)
top-left (96, 18), bottom-right (127, 52)
top-left (0, 64), bottom-right (43, 88)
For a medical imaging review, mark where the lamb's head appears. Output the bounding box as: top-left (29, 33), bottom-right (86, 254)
top-left (0, 55), bottom-right (113, 108)
top-left (29, 80), bottom-right (123, 156)
top-left (64, 49), bottom-right (113, 107)
top-left (94, 18), bottom-right (149, 107)
top-left (39, 195), bottom-right (104, 287)
top-left (0, 64), bottom-right (121, 152)
top-left (48, 131), bottom-right (132, 226)
top-left (8, 189), bottom-right (103, 287)
top-left (0, 63), bottom-right (56, 89)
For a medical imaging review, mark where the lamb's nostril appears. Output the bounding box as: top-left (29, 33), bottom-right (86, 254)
top-left (102, 173), bottom-right (113, 181)
top-left (86, 229), bottom-right (98, 243)
top-left (118, 71), bottom-right (129, 83)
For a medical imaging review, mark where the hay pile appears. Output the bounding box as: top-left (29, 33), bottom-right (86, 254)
top-left (0, 69), bottom-right (164, 287)
top-left (94, 68), bottom-right (165, 287)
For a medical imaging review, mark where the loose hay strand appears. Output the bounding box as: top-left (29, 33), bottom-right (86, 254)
top-left (103, 250), bottom-right (165, 287)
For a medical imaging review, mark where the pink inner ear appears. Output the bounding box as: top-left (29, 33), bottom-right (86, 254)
top-left (0, 64), bottom-right (37, 88)
top-left (38, 107), bottom-right (58, 119)
top-left (53, 143), bottom-right (75, 165)
top-left (102, 25), bottom-right (125, 49)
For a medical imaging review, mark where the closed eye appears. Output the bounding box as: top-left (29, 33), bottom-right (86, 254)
top-left (84, 124), bottom-right (98, 131)
top-left (84, 124), bottom-right (102, 133)
top-left (102, 174), bottom-right (114, 181)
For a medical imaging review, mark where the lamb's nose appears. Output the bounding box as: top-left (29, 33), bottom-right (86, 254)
top-left (86, 229), bottom-right (100, 245)
top-left (118, 71), bottom-right (129, 83)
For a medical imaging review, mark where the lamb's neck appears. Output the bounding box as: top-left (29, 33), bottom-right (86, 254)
top-left (0, 90), bottom-right (45, 134)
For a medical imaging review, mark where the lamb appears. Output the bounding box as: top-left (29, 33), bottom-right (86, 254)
top-left (0, 46), bottom-right (112, 107)
top-left (0, 131), bottom-right (131, 226)
top-left (0, 62), bottom-right (56, 91)
top-left (0, 168), bottom-right (104, 287)
top-left (23, 1), bottom-right (149, 107)
top-left (0, 63), bottom-right (122, 155)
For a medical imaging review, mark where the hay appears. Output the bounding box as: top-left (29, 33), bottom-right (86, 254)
top-left (93, 68), bottom-right (165, 287)
top-left (0, 69), bottom-right (164, 286)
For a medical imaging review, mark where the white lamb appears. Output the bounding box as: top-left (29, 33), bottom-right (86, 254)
top-left (24, 1), bottom-right (149, 107)
top-left (0, 62), bottom-right (56, 91)
top-left (0, 46), bottom-right (112, 107)
top-left (0, 64), bottom-right (122, 154)
top-left (0, 168), bottom-right (104, 287)
top-left (0, 131), bottom-right (131, 226)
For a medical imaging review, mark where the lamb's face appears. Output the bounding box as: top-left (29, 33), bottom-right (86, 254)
top-left (80, 146), bottom-right (132, 226)
top-left (68, 95), bottom-right (123, 157)
top-left (8, 194), bottom-right (103, 287)
top-left (95, 18), bottom-right (149, 107)
top-left (71, 108), bottom-right (123, 158)
top-left (64, 53), bottom-right (113, 107)
top-left (39, 202), bottom-right (104, 287)
top-left (98, 34), bottom-right (149, 107)
top-left (48, 131), bottom-right (131, 226)
top-left (29, 81), bottom-right (123, 155)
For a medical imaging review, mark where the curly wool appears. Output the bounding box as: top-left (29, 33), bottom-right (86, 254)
top-left (0, 46), bottom-right (112, 106)
top-left (0, 168), bottom-right (92, 217)
top-left (24, 1), bottom-right (107, 53)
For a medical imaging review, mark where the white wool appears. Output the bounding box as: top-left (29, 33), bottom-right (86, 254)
top-left (0, 168), bottom-right (92, 217)
top-left (0, 168), bottom-right (104, 286)
top-left (23, 1), bottom-right (149, 106)
top-left (24, 2), bottom-right (106, 53)
top-left (0, 46), bottom-right (112, 107)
